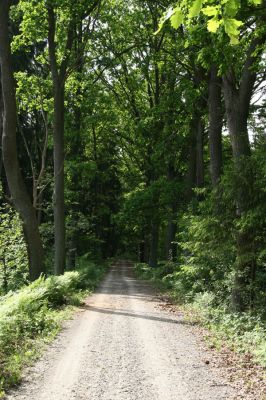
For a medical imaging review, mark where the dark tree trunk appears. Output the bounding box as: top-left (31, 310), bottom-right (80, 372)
top-left (196, 115), bottom-right (205, 188)
top-left (66, 237), bottom-right (76, 270)
top-left (223, 32), bottom-right (266, 311)
top-left (139, 241), bottom-right (145, 263)
top-left (66, 25), bottom-right (83, 270)
top-left (186, 109), bottom-right (205, 196)
top-left (165, 165), bottom-right (177, 261)
top-left (0, 1), bottom-right (44, 281)
top-left (48, 5), bottom-right (71, 275)
top-left (53, 85), bottom-right (66, 275)
top-left (223, 83), bottom-right (253, 312)
top-left (208, 65), bottom-right (223, 186)
top-left (185, 120), bottom-right (197, 200)
top-left (149, 221), bottom-right (159, 268)
top-left (165, 215), bottom-right (177, 261)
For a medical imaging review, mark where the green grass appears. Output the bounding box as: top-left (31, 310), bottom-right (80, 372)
top-left (0, 259), bottom-right (108, 398)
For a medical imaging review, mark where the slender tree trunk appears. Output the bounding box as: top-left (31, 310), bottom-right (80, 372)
top-left (165, 165), bottom-right (177, 261)
top-left (186, 109), bottom-right (205, 196)
top-left (53, 84), bottom-right (65, 275)
top-left (185, 120), bottom-right (197, 200)
top-left (165, 214), bottom-right (177, 261)
top-left (48, 5), bottom-right (69, 275)
top-left (149, 221), bottom-right (159, 268)
top-left (196, 115), bottom-right (205, 188)
top-left (139, 241), bottom-right (145, 263)
top-left (208, 65), bottom-right (223, 186)
top-left (0, 1), bottom-right (44, 280)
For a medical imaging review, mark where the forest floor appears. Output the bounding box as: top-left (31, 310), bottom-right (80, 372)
top-left (5, 261), bottom-right (265, 400)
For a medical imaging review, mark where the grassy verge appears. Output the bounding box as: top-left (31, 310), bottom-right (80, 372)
top-left (135, 262), bottom-right (266, 368)
top-left (0, 259), bottom-right (108, 398)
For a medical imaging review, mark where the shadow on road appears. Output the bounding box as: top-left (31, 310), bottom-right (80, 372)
top-left (83, 305), bottom-right (192, 326)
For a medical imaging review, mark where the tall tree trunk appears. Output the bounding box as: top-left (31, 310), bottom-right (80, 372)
top-left (223, 33), bottom-right (265, 311)
top-left (196, 115), bottom-right (205, 188)
top-left (139, 241), bottom-right (145, 263)
top-left (53, 84), bottom-right (65, 275)
top-left (165, 213), bottom-right (177, 261)
top-left (149, 221), bottom-right (159, 268)
top-left (165, 165), bottom-right (177, 261)
top-left (185, 119), bottom-right (197, 200)
top-left (223, 83), bottom-right (253, 312)
top-left (208, 65), bottom-right (223, 186)
top-left (0, 1), bottom-right (44, 280)
top-left (48, 5), bottom-right (71, 275)
top-left (186, 109), bottom-right (205, 196)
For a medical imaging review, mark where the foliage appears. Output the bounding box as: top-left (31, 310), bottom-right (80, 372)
top-left (155, 0), bottom-right (263, 44)
top-left (0, 260), bottom-right (107, 397)
top-left (0, 204), bottom-right (29, 295)
top-left (135, 263), bottom-right (266, 367)
top-left (75, 256), bottom-right (109, 290)
top-left (192, 294), bottom-right (266, 367)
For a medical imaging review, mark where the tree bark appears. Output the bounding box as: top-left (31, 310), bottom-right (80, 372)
top-left (47, 5), bottom-right (70, 275)
top-left (165, 215), bottom-right (177, 261)
top-left (0, 1), bottom-right (44, 280)
top-left (196, 115), bottom-right (205, 188)
top-left (149, 221), bottom-right (159, 268)
top-left (208, 65), bottom-right (223, 186)
top-left (53, 85), bottom-right (66, 275)
top-left (186, 109), bottom-right (205, 196)
top-left (223, 32), bottom-right (266, 311)
top-left (165, 165), bottom-right (177, 261)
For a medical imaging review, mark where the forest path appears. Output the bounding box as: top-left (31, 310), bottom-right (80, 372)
top-left (6, 261), bottom-right (236, 400)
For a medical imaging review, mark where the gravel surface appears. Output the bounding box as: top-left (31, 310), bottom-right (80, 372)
top-left (6, 261), bottom-right (238, 400)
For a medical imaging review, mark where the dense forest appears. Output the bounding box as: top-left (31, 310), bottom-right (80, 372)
top-left (0, 0), bottom-right (265, 324)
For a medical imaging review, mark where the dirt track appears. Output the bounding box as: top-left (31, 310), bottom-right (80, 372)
top-left (6, 261), bottom-right (238, 400)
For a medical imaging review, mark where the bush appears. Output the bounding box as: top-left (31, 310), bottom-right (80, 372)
top-left (192, 293), bottom-right (266, 366)
top-left (0, 205), bottom-right (29, 295)
top-left (76, 256), bottom-right (108, 290)
top-left (0, 269), bottom-right (93, 396)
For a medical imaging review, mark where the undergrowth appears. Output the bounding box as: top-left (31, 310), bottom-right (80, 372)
top-left (0, 259), bottom-right (108, 397)
top-left (135, 262), bottom-right (266, 368)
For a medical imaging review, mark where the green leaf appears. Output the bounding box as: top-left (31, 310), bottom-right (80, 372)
top-left (229, 35), bottom-right (239, 45)
top-left (201, 6), bottom-right (219, 17)
top-left (170, 8), bottom-right (183, 29)
top-left (207, 18), bottom-right (221, 33)
top-left (189, 0), bottom-right (203, 18)
top-left (224, 0), bottom-right (240, 17)
top-left (224, 18), bottom-right (243, 37)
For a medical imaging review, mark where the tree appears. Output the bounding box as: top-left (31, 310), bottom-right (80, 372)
top-left (0, 0), bottom-right (44, 280)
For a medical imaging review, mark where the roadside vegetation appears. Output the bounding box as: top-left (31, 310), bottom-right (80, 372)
top-left (0, 260), bottom-right (108, 397)
top-left (135, 262), bottom-right (266, 368)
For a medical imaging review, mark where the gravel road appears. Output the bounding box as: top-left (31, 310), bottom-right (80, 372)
top-left (6, 261), bottom-right (238, 400)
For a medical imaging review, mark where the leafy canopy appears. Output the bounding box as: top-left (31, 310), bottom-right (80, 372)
top-left (155, 0), bottom-right (263, 44)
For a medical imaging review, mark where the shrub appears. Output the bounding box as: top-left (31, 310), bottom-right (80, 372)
top-left (0, 205), bottom-right (28, 295)
top-left (0, 271), bottom-right (83, 395)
